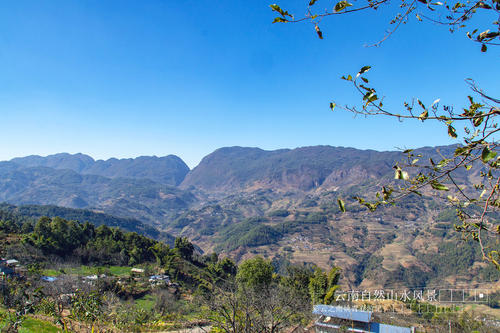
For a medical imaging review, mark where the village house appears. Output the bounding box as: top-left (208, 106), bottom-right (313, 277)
top-left (313, 305), bottom-right (415, 333)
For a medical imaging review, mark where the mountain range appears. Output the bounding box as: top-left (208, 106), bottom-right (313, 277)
top-left (11, 153), bottom-right (189, 186)
top-left (2, 145), bottom-right (494, 288)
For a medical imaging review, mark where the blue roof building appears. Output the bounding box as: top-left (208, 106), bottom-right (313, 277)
top-left (0, 265), bottom-right (14, 277)
top-left (313, 305), bottom-right (414, 333)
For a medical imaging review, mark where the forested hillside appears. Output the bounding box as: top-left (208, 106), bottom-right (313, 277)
top-left (0, 203), bottom-right (175, 244)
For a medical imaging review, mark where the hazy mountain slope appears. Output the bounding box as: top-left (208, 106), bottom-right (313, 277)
top-left (181, 146), bottom-right (402, 192)
top-left (11, 153), bottom-right (94, 173)
top-left (11, 153), bottom-right (190, 186)
top-left (0, 162), bottom-right (195, 226)
top-left (84, 155), bottom-right (189, 186)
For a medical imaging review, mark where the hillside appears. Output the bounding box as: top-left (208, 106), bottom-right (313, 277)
top-left (0, 213), bottom-right (496, 332)
top-left (0, 161), bottom-right (196, 226)
top-left (169, 186), bottom-right (500, 289)
top-left (180, 146), bottom-right (399, 193)
top-left (1, 144), bottom-right (494, 289)
top-left (180, 145), bottom-right (463, 194)
top-left (0, 203), bottom-right (175, 245)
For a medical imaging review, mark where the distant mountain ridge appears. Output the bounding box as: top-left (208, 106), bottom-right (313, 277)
top-left (7, 146), bottom-right (458, 194)
top-left (0, 161), bottom-right (195, 226)
top-left (11, 153), bottom-right (189, 186)
top-left (1, 144), bottom-right (484, 288)
top-left (180, 145), bottom-right (423, 192)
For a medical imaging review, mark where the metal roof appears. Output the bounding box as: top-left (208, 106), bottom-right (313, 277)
top-left (0, 266), bottom-right (14, 275)
top-left (313, 305), bottom-right (372, 323)
top-left (41, 276), bottom-right (58, 282)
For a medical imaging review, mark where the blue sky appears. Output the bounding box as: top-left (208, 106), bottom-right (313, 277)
top-left (0, 0), bottom-right (498, 168)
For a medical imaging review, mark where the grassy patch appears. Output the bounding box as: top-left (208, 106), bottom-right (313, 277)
top-left (41, 269), bottom-right (62, 277)
top-left (19, 317), bottom-right (62, 333)
top-left (108, 266), bottom-right (132, 276)
top-left (0, 309), bottom-right (61, 333)
top-left (66, 265), bottom-right (131, 277)
top-left (135, 294), bottom-right (155, 311)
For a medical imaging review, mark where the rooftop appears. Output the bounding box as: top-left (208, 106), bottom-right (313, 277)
top-left (313, 305), bottom-right (372, 323)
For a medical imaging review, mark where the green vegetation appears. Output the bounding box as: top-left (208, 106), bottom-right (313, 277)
top-left (0, 203), bottom-right (174, 244)
top-left (0, 211), bottom-right (346, 332)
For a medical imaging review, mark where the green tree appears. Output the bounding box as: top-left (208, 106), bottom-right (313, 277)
top-left (270, 0), bottom-right (500, 268)
top-left (324, 267), bottom-right (341, 304)
top-left (174, 236), bottom-right (194, 260)
top-left (150, 242), bottom-right (173, 266)
top-left (280, 264), bottom-right (315, 298)
top-left (28, 216), bottom-right (86, 255)
top-left (208, 257), bottom-right (238, 283)
top-left (308, 268), bottom-right (327, 304)
top-left (236, 256), bottom-right (274, 289)
top-left (308, 266), bottom-right (341, 304)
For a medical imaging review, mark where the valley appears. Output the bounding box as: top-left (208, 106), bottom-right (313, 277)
top-left (1, 145), bottom-right (496, 290)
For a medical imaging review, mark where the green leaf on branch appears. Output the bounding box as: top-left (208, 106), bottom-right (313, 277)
top-left (272, 17), bottom-right (288, 23)
top-left (382, 186), bottom-right (393, 200)
top-left (358, 66), bottom-right (371, 75)
top-left (454, 146), bottom-right (469, 156)
top-left (341, 75), bottom-right (353, 81)
top-left (338, 198), bottom-right (346, 213)
top-left (270, 4), bottom-right (292, 17)
top-left (481, 146), bottom-right (497, 163)
top-left (394, 167), bottom-right (409, 180)
top-left (477, 30), bottom-right (500, 42)
top-left (363, 92), bottom-right (378, 104)
top-left (410, 190), bottom-right (423, 196)
top-left (334, 1), bottom-right (353, 12)
top-left (359, 84), bottom-right (372, 91)
top-left (309, 0), bottom-right (318, 5)
top-left (417, 99), bottom-right (426, 110)
top-left (436, 159), bottom-right (450, 169)
top-left (430, 180), bottom-right (449, 191)
top-left (315, 25), bottom-right (323, 39)
top-left (473, 113), bottom-right (484, 127)
top-left (418, 110), bottom-right (428, 121)
top-left (448, 125), bottom-right (457, 138)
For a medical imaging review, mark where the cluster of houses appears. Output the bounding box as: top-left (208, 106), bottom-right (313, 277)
top-left (39, 267), bottom-right (177, 289)
top-left (0, 258), bottom-right (23, 279)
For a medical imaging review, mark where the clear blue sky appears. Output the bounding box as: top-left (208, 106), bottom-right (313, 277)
top-left (0, 0), bottom-right (498, 168)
